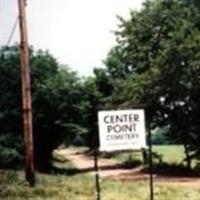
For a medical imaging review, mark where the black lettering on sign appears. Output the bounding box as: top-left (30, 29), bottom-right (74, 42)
top-left (104, 113), bottom-right (140, 124)
top-left (107, 123), bottom-right (137, 133)
top-left (104, 115), bottom-right (109, 123)
top-left (106, 133), bottom-right (139, 141)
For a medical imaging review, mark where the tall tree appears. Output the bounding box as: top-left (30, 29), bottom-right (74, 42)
top-left (104, 0), bottom-right (200, 166)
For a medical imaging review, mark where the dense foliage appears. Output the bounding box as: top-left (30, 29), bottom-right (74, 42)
top-left (0, 46), bottom-right (86, 169)
top-left (102, 0), bottom-right (200, 168)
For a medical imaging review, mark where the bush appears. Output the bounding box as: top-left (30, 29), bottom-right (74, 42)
top-left (0, 133), bottom-right (23, 168)
top-left (152, 128), bottom-right (173, 145)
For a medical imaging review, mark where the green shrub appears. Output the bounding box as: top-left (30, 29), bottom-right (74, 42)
top-left (0, 133), bottom-right (23, 168)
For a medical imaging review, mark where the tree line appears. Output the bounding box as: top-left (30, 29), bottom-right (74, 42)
top-left (1, 0), bottom-right (200, 170)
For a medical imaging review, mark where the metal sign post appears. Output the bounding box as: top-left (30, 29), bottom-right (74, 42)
top-left (94, 148), bottom-right (101, 200)
top-left (147, 115), bottom-right (154, 200)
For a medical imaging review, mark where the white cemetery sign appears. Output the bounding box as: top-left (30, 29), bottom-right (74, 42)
top-left (98, 109), bottom-right (146, 151)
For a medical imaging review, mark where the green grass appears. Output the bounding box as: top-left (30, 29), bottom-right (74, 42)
top-left (152, 145), bottom-right (185, 164)
top-left (1, 169), bottom-right (200, 200)
top-left (113, 145), bottom-right (185, 165)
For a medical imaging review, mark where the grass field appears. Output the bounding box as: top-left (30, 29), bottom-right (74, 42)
top-left (113, 145), bottom-right (185, 165)
top-left (1, 169), bottom-right (200, 200)
top-left (1, 145), bottom-right (200, 200)
top-left (152, 145), bottom-right (185, 164)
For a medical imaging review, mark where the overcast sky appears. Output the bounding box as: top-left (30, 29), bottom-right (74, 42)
top-left (1, 0), bottom-right (145, 76)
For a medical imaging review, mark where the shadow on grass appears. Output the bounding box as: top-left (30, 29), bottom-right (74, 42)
top-left (142, 162), bottom-right (200, 177)
top-left (44, 166), bottom-right (82, 176)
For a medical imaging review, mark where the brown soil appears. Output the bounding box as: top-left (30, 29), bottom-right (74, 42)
top-left (56, 148), bottom-right (200, 188)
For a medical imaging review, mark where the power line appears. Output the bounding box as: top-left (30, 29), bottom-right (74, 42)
top-left (5, 15), bottom-right (19, 47)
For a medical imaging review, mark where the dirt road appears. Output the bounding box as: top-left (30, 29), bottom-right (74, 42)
top-left (56, 147), bottom-right (144, 178)
top-left (55, 148), bottom-right (200, 187)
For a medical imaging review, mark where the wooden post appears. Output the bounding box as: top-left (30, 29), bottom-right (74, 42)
top-left (18, 0), bottom-right (35, 186)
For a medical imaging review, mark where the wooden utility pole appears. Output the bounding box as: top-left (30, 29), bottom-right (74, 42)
top-left (18, 0), bottom-right (35, 186)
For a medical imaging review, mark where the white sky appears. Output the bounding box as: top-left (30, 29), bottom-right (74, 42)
top-left (1, 0), bottom-right (145, 76)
